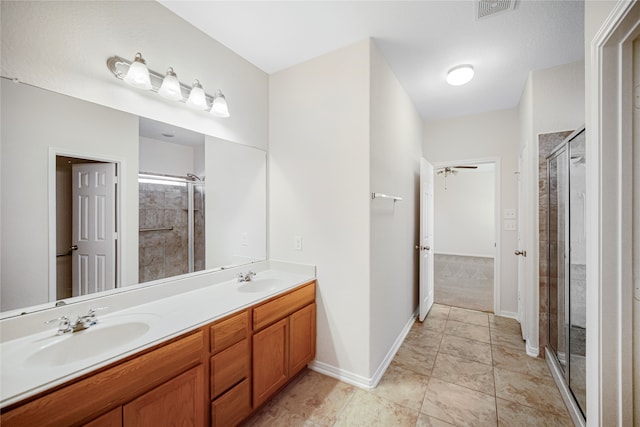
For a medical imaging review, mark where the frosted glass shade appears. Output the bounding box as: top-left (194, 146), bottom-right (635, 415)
top-left (123, 53), bottom-right (152, 90)
top-left (210, 90), bottom-right (230, 117)
top-left (186, 80), bottom-right (208, 110)
top-left (158, 67), bottom-right (182, 101)
top-left (446, 65), bottom-right (474, 86)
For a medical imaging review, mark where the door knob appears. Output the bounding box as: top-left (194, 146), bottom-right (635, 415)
top-left (70, 245), bottom-right (78, 251)
top-left (415, 245), bottom-right (431, 251)
top-left (514, 249), bottom-right (527, 257)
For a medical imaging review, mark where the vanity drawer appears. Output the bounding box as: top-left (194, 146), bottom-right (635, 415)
top-left (211, 378), bottom-right (251, 427)
top-left (210, 310), bottom-right (249, 354)
top-left (210, 338), bottom-right (250, 399)
top-left (252, 281), bottom-right (315, 331)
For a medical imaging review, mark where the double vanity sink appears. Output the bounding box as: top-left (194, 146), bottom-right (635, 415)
top-left (0, 265), bottom-right (316, 409)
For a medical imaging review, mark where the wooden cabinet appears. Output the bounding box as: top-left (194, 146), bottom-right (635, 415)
top-left (84, 407), bottom-right (122, 427)
top-left (124, 365), bottom-right (205, 426)
top-left (1, 331), bottom-right (204, 427)
top-left (1, 281), bottom-right (316, 427)
top-left (289, 302), bottom-right (316, 376)
top-left (251, 282), bottom-right (316, 408)
top-left (209, 310), bottom-right (251, 427)
top-left (253, 318), bottom-right (289, 407)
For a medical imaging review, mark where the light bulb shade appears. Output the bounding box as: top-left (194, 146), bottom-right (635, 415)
top-left (446, 65), bottom-right (474, 86)
top-left (210, 90), bottom-right (230, 117)
top-left (186, 80), bottom-right (208, 110)
top-left (123, 53), bottom-right (152, 90)
top-left (158, 67), bottom-right (183, 101)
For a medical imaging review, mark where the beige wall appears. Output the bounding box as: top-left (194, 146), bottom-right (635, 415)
top-left (369, 41), bottom-right (423, 376)
top-left (269, 40), bottom-right (372, 380)
top-left (424, 108), bottom-right (519, 315)
top-left (0, 1), bottom-right (268, 149)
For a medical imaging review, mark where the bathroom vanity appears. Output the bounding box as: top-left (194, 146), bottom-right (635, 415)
top-left (0, 266), bottom-right (316, 426)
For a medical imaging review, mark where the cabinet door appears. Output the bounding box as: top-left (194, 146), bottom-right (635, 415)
top-left (289, 303), bottom-right (316, 376)
top-left (123, 365), bottom-right (205, 426)
top-left (252, 318), bottom-right (288, 407)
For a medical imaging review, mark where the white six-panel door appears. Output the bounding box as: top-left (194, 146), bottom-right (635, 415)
top-left (419, 158), bottom-right (435, 321)
top-left (72, 163), bottom-right (116, 296)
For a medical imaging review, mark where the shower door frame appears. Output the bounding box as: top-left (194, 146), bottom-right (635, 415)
top-left (545, 127), bottom-right (587, 424)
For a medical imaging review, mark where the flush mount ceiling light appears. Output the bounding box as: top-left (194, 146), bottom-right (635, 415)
top-left (107, 52), bottom-right (230, 118)
top-left (446, 64), bottom-right (475, 86)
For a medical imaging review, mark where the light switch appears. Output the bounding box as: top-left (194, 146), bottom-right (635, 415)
top-left (504, 220), bottom-right (517, 231)
top-left (241, 232), bottom-right (248, 246)
top-left (294, 235), bottom-right (303, 251)
top-left (504, 209), bottom-right (516, 219)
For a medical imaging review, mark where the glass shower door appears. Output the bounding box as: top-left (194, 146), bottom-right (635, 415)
top-left (568, 131), bottom-right (587, 416)
top-left (548, 148), bottom-right (569, 374)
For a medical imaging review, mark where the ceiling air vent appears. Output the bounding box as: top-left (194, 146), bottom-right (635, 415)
top-left (476, 0), bottom-right (516, 20)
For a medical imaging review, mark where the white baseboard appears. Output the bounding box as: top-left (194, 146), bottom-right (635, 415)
top-left (307, 360), bottom-right (373, 390)
top-left (526, 340), bottom-right (539, 357)
top-left (308, 311), bottom-right (418, 390)
top-left (496, 310), bottom-right (519, 320)
top-left (369, 311), bottom-right (417, 388)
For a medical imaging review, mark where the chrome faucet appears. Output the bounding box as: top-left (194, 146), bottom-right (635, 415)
top-left (238, 271), bottom-right (256, 282)
top-left (46, 307), bottom-right (107, 334)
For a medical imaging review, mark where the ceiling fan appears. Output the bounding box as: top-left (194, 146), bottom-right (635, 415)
top-left (436, 165), bottom-right (478, 189)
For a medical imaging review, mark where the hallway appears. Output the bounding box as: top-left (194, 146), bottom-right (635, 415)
top-left (243, 304), bottom-right (572, 426)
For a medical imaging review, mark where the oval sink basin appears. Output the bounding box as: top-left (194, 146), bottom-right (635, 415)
top-left (25, 321), bottom-right (151, 367)
top-left (237, 278), bottom-right (280, 293)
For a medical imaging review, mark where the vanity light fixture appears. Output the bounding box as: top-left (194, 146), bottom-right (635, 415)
top-left (158, 67), bottom-right (182, 101)
top-left (123, 52), bottom-right (152, 90)
top-left (107, 52), bottom-right (230, 118)
top-left (210, 89), bottom-right (230, 118)
top-left (186, 80), bottom-right (208, 110)
top-left (446, 64), bottom-right (474, 86)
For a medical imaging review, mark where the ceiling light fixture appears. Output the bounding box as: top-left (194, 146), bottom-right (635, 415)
top-left (446, 64), bottom-right (474, 86)
top-left (107, 53), bottom-right (230, 118)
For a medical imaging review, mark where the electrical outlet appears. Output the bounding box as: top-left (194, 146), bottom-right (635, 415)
top-left (504, 208), bottom-right (516, 219)
top-left (503, 220), bottom-right (517, 231)
top-left (294, 235), bottom-right (303, 251)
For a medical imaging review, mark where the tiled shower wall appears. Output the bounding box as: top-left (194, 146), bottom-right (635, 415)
top-left (538, 130), bottom-right (573, 356)
top-left (139, 182), bottom-right (205, 283)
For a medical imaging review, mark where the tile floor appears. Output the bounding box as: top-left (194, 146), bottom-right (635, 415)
top-left (243, 304), bottom-right (573, 427)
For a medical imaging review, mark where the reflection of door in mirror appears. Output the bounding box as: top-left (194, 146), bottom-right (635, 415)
top-left (56, 156), bottom-right (118, 300)
top-left (138, 118), bottom-right (206, 283)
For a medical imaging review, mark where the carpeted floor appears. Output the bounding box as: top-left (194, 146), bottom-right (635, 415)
top-left (434, 254), bottom-right (494, 313)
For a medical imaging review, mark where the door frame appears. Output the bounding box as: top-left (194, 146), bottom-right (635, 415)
top-left (433, 157), bottom-right (501, 314)
top-left (48, 148), bottom-right (124, 303)
top-left (587, 1), bottom-right (639, 424)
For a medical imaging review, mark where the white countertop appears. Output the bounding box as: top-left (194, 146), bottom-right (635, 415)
top-left (0, 266), bottom-right (314, 407)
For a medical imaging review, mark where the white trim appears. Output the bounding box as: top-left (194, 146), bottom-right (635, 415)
top-left (496, 310), bottom-right (518, 320)
top-left (525, 341), bottom-right (539, 358)
top-left (307, 361), bottom-right (373, 390)
top-left (309, 311), bottom-right (417, 390)
top-left (434, 251), bottom-right (495, 259)
top-left (587, 1), bottom-right (639, 425)
top-left (432, 157), bottom-right (501, 315)
top-left (546, 348), bottom-right (586, 427)
top-left (369, 311), bottom-right (417, 388)
top-left (48, 148), bottom-right (126, 303)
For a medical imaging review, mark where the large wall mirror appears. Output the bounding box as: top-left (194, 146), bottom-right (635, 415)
top-left (0, 79), bottom-right (267, 316)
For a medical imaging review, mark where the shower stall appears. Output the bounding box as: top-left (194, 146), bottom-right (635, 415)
top-left (546, 127), bottom-right (586, 423)
top-left (138, 173), bottom-right (205, 283)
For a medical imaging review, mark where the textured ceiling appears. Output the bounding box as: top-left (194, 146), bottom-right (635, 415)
top-left (160, 1), bottom-right (584, 122)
